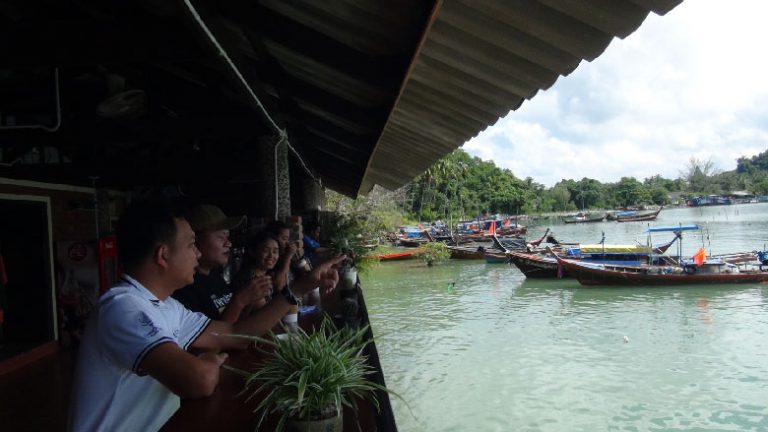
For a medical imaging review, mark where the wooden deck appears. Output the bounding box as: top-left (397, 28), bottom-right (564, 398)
top-left (0, 345), bottom-right (75, 431)
top-left (0, 286), bottom-right (395, 431)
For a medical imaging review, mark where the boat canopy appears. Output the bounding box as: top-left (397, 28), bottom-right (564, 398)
top-left (570, 244), bottom-right (652, 254)
top-left (645, 224), bottom-right (700, 233)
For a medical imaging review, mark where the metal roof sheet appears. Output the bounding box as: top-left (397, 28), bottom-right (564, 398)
top-left (359, 0), bottom-right (682, 194)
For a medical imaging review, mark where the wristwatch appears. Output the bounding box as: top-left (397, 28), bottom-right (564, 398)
top-left (278, 287), bottom-right (299, 305)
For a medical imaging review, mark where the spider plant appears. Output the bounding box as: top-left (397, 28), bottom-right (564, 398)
top-left (224, 316), bottom-right (400, 431)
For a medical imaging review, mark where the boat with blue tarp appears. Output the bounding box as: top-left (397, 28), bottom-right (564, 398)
top-left (509, 232), bottom-right (681, 278)
top-left (555, 223), bottom-right (768, 286)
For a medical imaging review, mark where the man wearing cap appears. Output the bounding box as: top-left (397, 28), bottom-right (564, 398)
top-left (173, 204), bottom-right (270, 322)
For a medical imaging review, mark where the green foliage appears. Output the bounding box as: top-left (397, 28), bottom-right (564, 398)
top-left (737, 149), bottom-right (768, 173)
top-left (680, 157), bottom-right (721, 194)
top-left (416, 242), bottom-right (451, 266)
top-left (322, 212), bottom-right (370, 258)
top-left (320, 212), bottom-right (380, 275)
top-left (547, 184), bottom-right (572, 211)
top-left (354, 256), bottom-right (380, 275)
top-left (614, 177), bottom-right (648, 207)
top-left (566, 177), bottom-right (604, 210)
top-left (649, 186), bottom-right (670, 205)
top-left (715, 171), bottom-right (746, 194)
top-left (644, 174), bottom-right (683, 192)
top-left (325, 186), bottom-right (409, 240)
top-left (224, 317), bottom-right (403, 431)
top-left (752, 175), bottom-right (768, 195)
top-left (355, 246), bottom-right (390, 275)
top-left (324, 148), bottom-right (768, 236)
top-left (408, 149), bottom-right (529, 220)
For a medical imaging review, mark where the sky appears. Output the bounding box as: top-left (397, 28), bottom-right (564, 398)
top-left (462, 0), bottom-right (768, 187)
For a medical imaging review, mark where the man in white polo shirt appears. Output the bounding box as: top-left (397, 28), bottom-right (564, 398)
top-left (69, 200), bottom-right (344, 431)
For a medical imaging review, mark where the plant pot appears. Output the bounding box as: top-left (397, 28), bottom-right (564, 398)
top-left (286, 411), bottom-right (343, 432)
top-left (305, 287), bottom-right (321, 308)
top-left (340, 268), bottom-right (357, 291)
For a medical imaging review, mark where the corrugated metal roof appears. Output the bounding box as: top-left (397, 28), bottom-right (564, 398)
top-left (359, 0), bottom-right (682, 194)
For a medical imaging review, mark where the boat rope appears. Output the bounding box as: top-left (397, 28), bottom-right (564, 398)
top-left (182, 0), bottom-right (321, 196)
top-left (274, 134), bottom-right (283, 220)
top-left (182, 0), bottom-right (280, 134)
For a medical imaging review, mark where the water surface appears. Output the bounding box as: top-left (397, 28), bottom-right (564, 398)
top-left (364, 204), bottom-right (768, 431)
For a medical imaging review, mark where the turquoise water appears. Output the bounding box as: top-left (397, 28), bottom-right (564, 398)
top-left (363, 204), bottom-right (768, 431)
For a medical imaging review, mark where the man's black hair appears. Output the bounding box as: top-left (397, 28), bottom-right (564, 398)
top-left (264, 220), bottom-right (291, 239)
top-left (116, 200), bottom-right (186, 272)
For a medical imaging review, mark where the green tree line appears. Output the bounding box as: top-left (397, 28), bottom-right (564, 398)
top-left (327, 148), bottom-right (768, 225)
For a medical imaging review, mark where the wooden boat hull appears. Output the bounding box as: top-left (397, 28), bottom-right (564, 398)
top-left (510, 234), bottom-right (678, 278)
top-left (616, 214), bottom-right (658, 222)
top-left (448, 246), bottom-right (487, 259)
top-left (362, 249), bottom-right (420, 261)
top-left (556, 257), bottom-right (768, 286)
top-left (491, 235), bottom-right (527, 251)
top-left (484, 252), bottom-right (509, 264)
top-left (615, 207), bottom-right (662, 222)
top-left (498, 226), bottom-right (527, 236)
top-left (508, 251), bottom-right (562, 277)
top-left (563, 215), bottom-right (604, 224)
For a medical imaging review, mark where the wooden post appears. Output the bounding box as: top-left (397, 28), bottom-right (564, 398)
top-left (256, 136), bottom-right (291, 220)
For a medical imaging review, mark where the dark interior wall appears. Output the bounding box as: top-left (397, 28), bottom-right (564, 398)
top-left (0, 198), bottom-right (52, 359)
top-left (0, 182), bottom-right (97, 242)
top-left (0, 180), bottom-right (116, 360)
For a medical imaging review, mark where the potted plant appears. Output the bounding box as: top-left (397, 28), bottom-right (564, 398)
top-left (324, 214), bottom-right (379, 289)
top-left (417, 241), bottom-right (451, 266)
top-left (225, 317), bottom-right (401, 432)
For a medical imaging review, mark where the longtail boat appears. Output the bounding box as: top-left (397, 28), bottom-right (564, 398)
top-left (508, 250), bottom-right (562, 277)
top-left (563, 213), bottom-right (605, 224)
top-left (448, 245), bottom-right (488, 259)
top-left (449, 232), bottom-right (516, 259)
top-left (399, 238), bottom-right (427, 248)
top-left (490, 234), bottom-right (527, 252)
top-left (484, 251), bottom-right (510, 263)
top-left (563, 237), bottom-right (679, 266)
top-left (615, 207), bottom-right (662, 222)
top-left (528, 228), bottom-right (550, 247)
top-left (554, 254), bottom-right (768, 286)
top-left (361, 249), bottom-right (421, 261)
top-left (552, 224), bottom-right (768, 285)
top-left (509, 233), bottom-right (681, 278)
top-left (497, 225), bottom-right (527, 236)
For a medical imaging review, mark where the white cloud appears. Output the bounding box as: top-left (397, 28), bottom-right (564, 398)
top-left (463, 0), bottom-right (768, 187)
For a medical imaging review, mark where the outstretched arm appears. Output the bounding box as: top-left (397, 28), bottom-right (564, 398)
top-left (193, 293), bottom-right (295, 350)
top-left (192, 255), bottom-right (346, 351)
top-left (219, 275), bottom-right (273, 323)
top-left (291, 255), bottom-right (345, 296)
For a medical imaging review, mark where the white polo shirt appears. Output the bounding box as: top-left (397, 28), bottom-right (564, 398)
top-left (69, 275), bottom-right (210, 432)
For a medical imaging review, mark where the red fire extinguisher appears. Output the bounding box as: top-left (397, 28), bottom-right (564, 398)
top-left (97, 236), bottom-right (119, 294)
